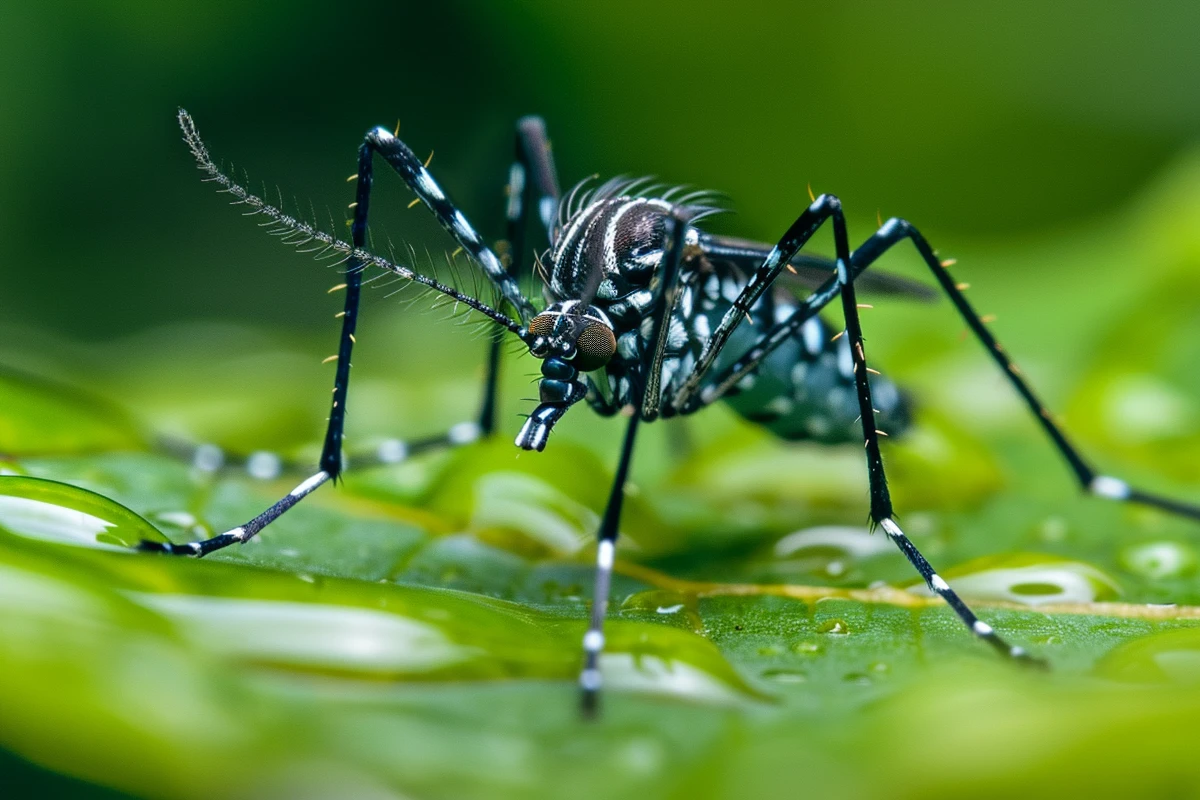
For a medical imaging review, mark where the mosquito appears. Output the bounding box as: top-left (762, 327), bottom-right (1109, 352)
top-left (145, 110), bottom-right (1200, 715)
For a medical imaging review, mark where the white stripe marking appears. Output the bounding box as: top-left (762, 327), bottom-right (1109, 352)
top-left (414, 168), bottom-right (445, 202)
top-left (1090, 475), bottom-right (1131, 500)
top-left (290, 471), bottom-right (329, 498)
top-left (597, 539), bottom-right (615, 571)
top-left (931, 574), bottom-right (950, 592)
top-left (507, 163), bottom-right (525, 220)
top-left (580, 668), bottom-right (602, 691)
top-left (879, 518), bottom-right (902, 538)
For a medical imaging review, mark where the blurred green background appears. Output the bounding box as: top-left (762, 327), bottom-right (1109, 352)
top-left (4, 0), bottom-right (1200, 339)
top-left (4, 2), bottom-right (1200, 799)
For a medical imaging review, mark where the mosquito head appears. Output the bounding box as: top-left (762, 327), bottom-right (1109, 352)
top-left (515, 301), bottom-right (616, 451)
top-left (525, 301), bottom-right (617, 370)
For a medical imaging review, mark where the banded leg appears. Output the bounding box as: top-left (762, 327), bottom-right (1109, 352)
top-left (827, 208), bottom-right (1037, 660)
top-left (670, 194), bottom-right (856, 412)
top-left (699, 217), bottom-right (1200, 522)
top-left (580, 210), bottom-right (690, 716)
top-left (140, 139), bottom-right (380, 556)
top-left (479, 116), bottom-right (562, 435)
top-left (666, 197), bottom-right (1035, 660)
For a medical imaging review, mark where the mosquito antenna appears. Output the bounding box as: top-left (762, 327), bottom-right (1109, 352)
top-left (178, 109), bottom-right (527, 339)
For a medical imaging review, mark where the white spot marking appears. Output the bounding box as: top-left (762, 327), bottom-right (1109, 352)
top-left (583, 630), bottom-right (605, 652)
top-left (539, 196), bottom-right (556, 230)
top-left (836, 334), bottom-right (854, 379)
top-left (506, 163), bottom-right (525, 220)
top-left (192, 443), bottom-right (224, 473)
top-left (448, 421), bottom-right (481, 445)
top-left (1090, 475), bottom-right (1131, 500)
top-left (931, 574), bottom-right (950, 592)
top-left (973, 620), bottom-right (994, 636)
top-left (376, 438), bottom-right (408, 464)
top-left (580, 668), bottom-right (602, 691)
top-left (801, 318), bottom-right (823, 355)
top-left (247, 451), bottom-right (282, 481)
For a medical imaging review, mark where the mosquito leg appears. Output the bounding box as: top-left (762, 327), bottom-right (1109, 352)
top-left (669, 194), bottom-right (855, 412)
top-left (141, 134), bottom-right (381, 557)
top-left (826, 209), bottom-right (1039, 661)
top-left (662, 198), bottom-right (1037, 660)
top-left (478, 117), bottom-right (563, 435)
top-left (708, 218), bottom-right (1200, 521)
top-left (580, 210), bottom-right (690, 716)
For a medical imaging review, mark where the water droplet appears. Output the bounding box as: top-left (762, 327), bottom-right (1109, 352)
top-left (868, 661), bottom-right (890, 674)
top-left (1119, 541), bottom-right (1197, 580)
top-left (843, 672), bottom-right (871, 685)
top-left (908, 554), bottom-right (1121, 606)
top-left (620, 589), bottom-right (692, 613)
top-left (1038, 516), bottom-right (1069, 543)
top-left (757, 645), bottom-right (783, 657)
top-left (761, 668), bottom-right (808, 683)
top-left (0, 477), bottom-right (162, 549)
top-left (792, 640), bottom-right (822, 655)
top-left (774, 525), bottom-right (892, 560)
top-left (817, 618), bottom-right (850, 635)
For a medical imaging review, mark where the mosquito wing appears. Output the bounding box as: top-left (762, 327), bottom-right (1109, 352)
top-left (696, 233), bottom-right (937, 301)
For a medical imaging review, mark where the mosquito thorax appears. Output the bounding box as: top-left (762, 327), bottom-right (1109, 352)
top-left (548, 197), bottom-right (675, 301)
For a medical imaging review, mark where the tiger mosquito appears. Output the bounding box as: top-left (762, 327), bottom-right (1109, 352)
top-left (146, 110), bottom-right (1200, 715)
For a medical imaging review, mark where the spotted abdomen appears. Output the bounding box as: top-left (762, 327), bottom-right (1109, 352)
top-left (692, 276), bottom-right (911, 444)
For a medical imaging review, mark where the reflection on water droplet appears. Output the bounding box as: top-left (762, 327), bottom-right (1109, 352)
top-left (818, 619), bottom-right (849, 635)
top-left (869, 661), bottom-right (889, 674)
top-left (1120, 541), bottom-right (1197, 580)
top-left (908, 556), bottom-right (1120, 606)
top-left (792, 641), bottom-right (822, 655)
top-left (129, 593), bottom-right (480, 674)
top-left (761, 668), bottom-right (807, 683)
top-left (621, 590), bottom-right (692, 613)
top-left (774, 525), bottom-right (892, 560)
top-left (757, 645), bottom-right (782, 657)
top-left (0, 495), bottom-right (122, 550)
top-left (599, 653), bottom-right (748, 704)
top-left (471, 473), bottom-right (599, 555)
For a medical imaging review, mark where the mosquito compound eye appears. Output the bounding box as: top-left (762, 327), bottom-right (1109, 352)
top-left (528, 313), bottom-right (555, 338)
top-left (572, 321), bottom-right (617, 371)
